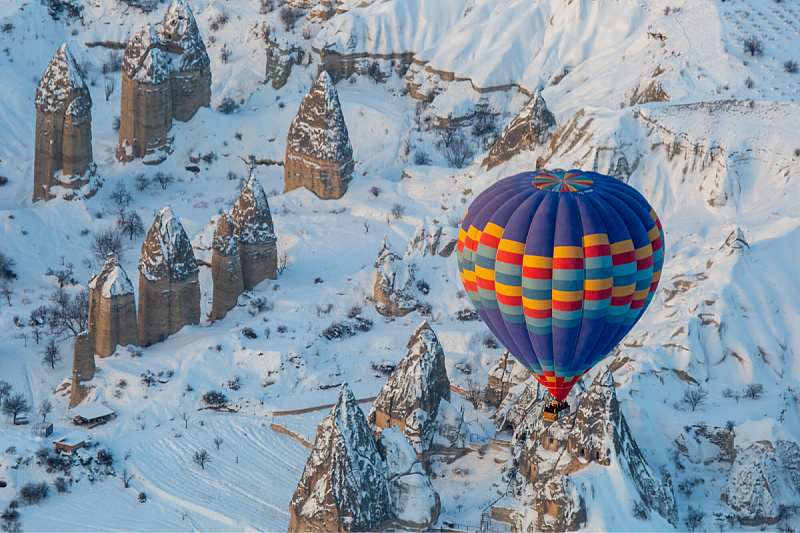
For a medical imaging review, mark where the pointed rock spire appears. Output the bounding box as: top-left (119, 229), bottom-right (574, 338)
top-left (88, 252), bottom-right (139, 357)
top-left (483, 91), bottom-right (556, 170)
top-left (289, 383), bottom-right (391, 532)
top-left (211, 212), bottom-right (244, 321)
top-left (231, 174), bottom-right (277, 289)
top-left (374, 236), bottom-right (418, 317)
top-left (284, 70), bottom-right (355, 199)
top-left (139, 206), bottom-right (199, 282)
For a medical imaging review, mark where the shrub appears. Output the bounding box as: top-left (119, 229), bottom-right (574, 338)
top-left (227, 376), bottom-right (242, 391)
top-left (442, 132), bottom-right (475, 168)
top-left (353, 317), bottom-right (373, 333)
top-left (240, 327), bottom-right (257, 339)
top-left (112, 115), bottom-right (121, 132)
top-left (744, 76), bottom-right (755, 88)
top-left (323, 322), bottom-right (355, 340)
top-left (418, 302), bottom-right (432, 317)
top-left (347, 306), bottom-right (363, 319)
top-left (138, 492), bottom-right (147, 503)
top-left (18, 481), bottom-right (48, 504)
top-left (416, 280), bottom-right (430, 295)
top-left (153, 172), bottom-right (174, 190)
top-left (369, 186), bottom-right (381, 198)
top-left (217, 96), bottom-right (239, 114)
top-left (743, 36), bottom-right (764, 57)
top-left (0, 176), bottom-right (8, 187)
top-left (456, 308), bottom-right (480, 321)
top-left (220, 44), bottom-right (232, 64)
top-left (0, 252), bottom-right (17, 281)
top-left (249, 297), bottom-right (273, 315)
top-left (784, 60), bottom-right (799, 74)
top-left (482, 334), bottom-right (499, 349)
top-left (209, 11), bottom-right (229, 31)
top-left (279, 7), bottom-right (302, 30)
top-left (101, 51), bottom-right (123, 74)
top-left (390, 203), bottom-right (405, 219)
top-left (412, 151), bottom-right (431, 165)
top-left (202, 390), bottom-right (229, 408)
top-left (54, 477), bottom-right (69, 493)
top-left (744, 383), bottom-right (765, 399)
top-left (133, 173), bottom-right (150, 191)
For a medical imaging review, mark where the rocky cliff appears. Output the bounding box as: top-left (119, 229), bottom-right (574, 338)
top-left (485, 351), bottom-right (531, 407)
top-left (137, 206), bottom-right (200, 346)
top-left (373, 236), bottom-right (417, 317)
top-left (33, 44), bottom-right (97, 202)
top-left (404, 225), bottom-right (458, 260)
top-left (289, 384), bottom-right (392, 532)
top-left (69, 331), bottom-right (95, 408)
top-left (265, 37), bottom-right (304, 90)
top-left (88, 252), bottom-right (139, 357)
top-left (284, 70), bottom-right (355, 199)
top-left (230, 175), bottom-right (277, 290)
top-left (210, 212), bottom-right (244, 321)
top-left (482, 92), bottom-right (556, 170)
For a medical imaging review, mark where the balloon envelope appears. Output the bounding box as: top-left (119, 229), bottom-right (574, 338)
top-left (457, 169), bottom-right (664, 400)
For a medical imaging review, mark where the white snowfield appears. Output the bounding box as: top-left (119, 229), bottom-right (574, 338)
top-left (1, 0), bottom-right (800, 530)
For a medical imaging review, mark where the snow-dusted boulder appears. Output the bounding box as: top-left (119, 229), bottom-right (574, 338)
top-left (33, 44), bottom-right (97, 202)
top-left (88, 252), bottom-right (139, 357)
top-left (377, 426), bottom-right (441, 530)
top-left (230, 174), bottom-right (277, 290)
top-left (368, 322), bottom-right (451, 453)
top-left (289, 384), bottom-right (391, 532)
top-left (210, 212), bottom-right (243, 321)
top-left (374, 236), bottom-right (418, 317)
top-left (284, 70), bottom-right (355, 199)
top-left (483, 91), bottom-right (556, 170)
top-left (137, 206), bottom-right (200, 346)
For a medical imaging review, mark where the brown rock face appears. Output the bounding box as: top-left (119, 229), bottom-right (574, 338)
top-left (231, 175), bottom-right (277, 290)
top-left (137, 206), bottom-right (200, 346)
top-left (373, 237), bottom-right (417, 317)
top-left (211, 213), bottom-right (244, 321)
top-left (88, 253), bottom-right (139, 357)
top-left (265, 37), bottom-right (303, 90)
top-left (485, 351), bottom-right (531, 407)
top-left (284, 70), bottom-right (355, 199)
top-left (33, 44), bottom-right (96, 202)
top-left (117, 25), bottom-right (173, 164)
top-left (69, 331), bottom-right (96, 408)
top-left (482, 92), bottom-right (556, 170)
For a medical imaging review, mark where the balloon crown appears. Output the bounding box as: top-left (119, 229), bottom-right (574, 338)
top-left (531, 169), bottom-right (594, 193)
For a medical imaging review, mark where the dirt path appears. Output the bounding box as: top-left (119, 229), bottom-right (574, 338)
top-left (272, 396), bottom-right (377, 417)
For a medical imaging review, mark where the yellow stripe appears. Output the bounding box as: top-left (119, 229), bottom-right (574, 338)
top-left (546, 375), bottom-right (556, 382)
top-left (582, 233), bottom-right (609, 246)
top-left (462, 271), bottom-right (477, 282)
top-left (651, 270), bottom-right (662, 283)
top-left (467, 226), bottom-right (482, 242)
top-left (585, 278), bottom-right (613, 290)
top-left (553, 246), bottom-right (583, 258)
top-left (522, 297), bottom-right (552, 310)
top-left (475, 265), bottom-right (495, 281)
top-left (483, 222), bottom-right (504, 239)
top-left (498, 239), bottom-right (525, 254)
top-left (495, 282), bottom-right (522, 297)
top-left (610, 240), bottom-right (634, 254)
top-left (523, 255), bottom-right (553, 268)
top-left (612, 284), bottom-right (635, 296)
top-left (647, 226), bottom-right (661, 241)
top-left (552, 289), bottom-right (584, 302)
top-left (635, 245), bottom-right (653, 260)
top-left (632, 288), bottom-right (650, 300)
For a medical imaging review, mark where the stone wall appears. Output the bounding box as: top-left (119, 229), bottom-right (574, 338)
top-left (137, 274), bottom-right (201, 346)
top-left (69, 331), bottom-right (95, 408)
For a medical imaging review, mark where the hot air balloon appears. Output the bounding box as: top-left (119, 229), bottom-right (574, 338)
top-left (457, 169), bottom-right (664, 421)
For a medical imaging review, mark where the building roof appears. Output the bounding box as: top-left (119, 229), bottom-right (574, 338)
top-left (71, 403), bottom-right (115, 420)
top-left (55, 431), bottom-right (90, 447)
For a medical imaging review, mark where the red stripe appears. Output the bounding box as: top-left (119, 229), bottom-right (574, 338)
top-left (629, 299), bottom-right (646, 310)
top-left (612, 251), bottom-right (636, 265)
top-left (584, 288), bottom-right (613, 301)
top-left (464, 236), bottom-right (476, 252)
top-left (524, 308), bottom-right (552, 319)
top-left (522, 266), bottom-right (552, 279)
top-left (476, 277), bottom-right (494, 291)
top-left (496, 293), bottom-right (522, 306)
top-left (637, 255), bottom-right (654, 270)
top-left (553, 300), bottom-right (582, 312)
top-left (457, 241), bottom-right (464, 253)
top-left (496, 250), bottom-right (523, 266)
top-left (584, 244), bottom-right (610, 258)
top-left (650, 236), bottom-right (663, 252)
top-left (480, 233), bottom-right (500, 249)
top-left (610, 295), bottom-right (633, 306)
top-left (553, 257), bottom-right (583, 269)
top-left (649, 281), bottom-right (659, 292)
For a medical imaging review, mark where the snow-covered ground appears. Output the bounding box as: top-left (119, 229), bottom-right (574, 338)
top-left (1, 0), bottom-right (800, 530)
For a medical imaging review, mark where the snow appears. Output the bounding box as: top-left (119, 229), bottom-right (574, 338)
top-left (71, 403), bottom-right (115, 420)
top-left (34, 43), bottom-right (89, 115)
top-left (139, 205), bottom-right (199, 282)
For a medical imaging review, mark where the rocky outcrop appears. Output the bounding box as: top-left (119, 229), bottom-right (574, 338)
top-left (404, 225), bottom-right (458, 260)
top-left (374, 236), bottom-right (417, 317)
top-left (117, 25), bottom-right (174, 164)
top-left (368, 322), bottom-right (451, 453)
top-left (158, 0), bottom-right (212, 122)
top-left (210, 212), bottom-right (243, 321)
top-left (495, 379), bottom-right (548, 431)
top-left (265, 37), bottom-right (303, 90)
top-left (377, 426), bottom-right (441, 530)
top-left (289, 384), bottom-right (391, 532)
top-left (284, 70), bottom-right (355, 199)
top-left (137, 206), bottom-right (200, 346)
top-left (483, 92), bottom-right (556, 170)
top-left (69, 331), bottom-right (95, 408)
top-left (88, 253), bottom-right (139, 357)
top-left (33, 44), bottom-right (97, 202)
top-left (230, 175), bottom-right (277, 290)
top-left (485, 351), bottom-right (530, 407)
top-left (515, 367), bottom-right (677, 529)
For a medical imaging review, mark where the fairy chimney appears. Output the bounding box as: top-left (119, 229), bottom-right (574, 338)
top-left (158, 0), bottom-right (212, 122)
top-left (284, 70), bottom-right (354, 199)
top-left (374, 236), bottom-right (418, 317)
top-left (117, 25), bottom-right (173, 164)
top-left (231, 175), bottom-right (277, 290)
top-left (69, 331), bottom-right (95, 408)
top-left (483, 91), bottom-right (556, 170)
top-left (33, 44), bottom-right (96, 202)
top-left (88, 253), bottom-right (139, 357)
top-left (211, 212), bottom-right (244, 321)
top-left (137, 206), bottom-right (200, 346)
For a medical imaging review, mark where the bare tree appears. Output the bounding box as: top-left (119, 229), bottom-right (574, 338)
top-left (38, 399), bottom-right (52, 422)
top-left (153, 172), bottom-right (175, 190)
top-left (91, 228), bottom-right (124, 261)
top-left (2, 393), bottom-right (30, 424)
top-left (104, 76), bottom-right (116, 101)
top-left (0, 281), bottom-right (12, 306)
top-left (110, 182), bottom-right (132, 207)
top-left (442, 132), bottom-right (475, 168)
top-left (685, 506), bottom-right (705, 533)
top-left (47, 288), bottom-right (89, 337)
top-left (192, 449), bottom-right (211, 470)
top-left (41, 339), bottom-right (62, 370)
top-left (681, 386), bottom-right (708, 411)
top-left (213, 437), bottom-right (223, 450)
top-left (121, 468), bottom-right (133, 488)
top-left (118, 212), bottom-right (145, 240)
top-left (277, 252), bottom-right (291, 275)
top-left (744, 383), bottom-right (765, 400)
top-left (0, 251), bottom-right (17, 281)
top-left (0, 381), bottom-right (11, 399)
top-left (180, 411), bottom-right (190, 429)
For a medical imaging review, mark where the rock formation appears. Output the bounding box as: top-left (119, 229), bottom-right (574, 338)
top-left (230, 175), bottom-right (277, 290)
top-left (210, 212), bottom-right (244, 321)
top-left (483, 92), bottom-right (556, 170)
top-left (265, 37), bottom-right (303, 90)
top-left (137, 206), bottom-right (200, 346)
top-left (377, 426), bottom-right (441, 530)
top-left (514, 367), bottom-right (677, 530)
top-left (374, 236), bottom-right (418, 317)
top-left (69, 331), bottom-right (95, 408)
top-left (485, 351), bottom-right (531, 407)
top-left (117, 25), bottom-right (174, 164)
top-left (404, 225), bottom-right (458, 260)
top-left (368, 322), bottom-right (451, 452)
top-left (284, 70), bottom-right (355, 199)
top-left (88, 253), bottom-right (139, 357)
top-left (158, 0), bottom-right (212, 122)
top-left (33, 44), bottom-right (97, 202)
top-left (289, 384), bottom-right (391, 532)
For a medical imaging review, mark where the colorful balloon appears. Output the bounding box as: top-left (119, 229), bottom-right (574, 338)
top-left (457, 169), bottom-right (664, 401)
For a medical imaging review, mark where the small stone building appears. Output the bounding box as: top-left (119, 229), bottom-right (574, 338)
top-left (211, 212), bottom-right (244, 321)
top-left (284, 70), bottom-right (355, 199)
top-left (69, 331), bottom-right (95, 408)
top-left (137, 206), bottom-right (201, 346)
top-left (231, 175), bottom-right (277, 290)
top-left (88, 253), bottom-right (139, 357)
top-left (33, 44), bottom-right (96, 202)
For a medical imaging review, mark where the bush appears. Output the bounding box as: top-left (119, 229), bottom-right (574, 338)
top-left (54, 477), bottom-right (69, 493)
top-left (240, 327), bottom-right (257, 339)
top-left (101, 51), bottom-right (123, 74)
top-left (96, 449), bottom-right (113, 470)
top-left (153, 172), bottom-right (174, 190)
top-left (279, 7), bottom-right (302, 30)
top-left (138, 492), bottom-right (147, 503)
top-left (412, 151), bottom-right (431, 165)
top-left (0, 252), bottom-right (17, 281)
top-left (18, 481), bottom-right (48, 504)
top-left (369, 186), bottom-right (381, 198)
top-left (744, 383), bottom-right (765, 399)
top-left (133, 173), bottom-right (150, 191)
top-left (0, 176), bottom-right (8, 186)
top-left (418, 302), bottom-right (432, 317)
top-left (390, 203), bottom-right (405, 219)
top-left (442, 132), bottom-right (475, 168)
top-left (217, 96), bottom-right (239, 114)
top-left (353, 317), bottom-right (373, 333)
top-left (202, 390), bottom-right (229, 409)
top-left (249, 297), bottom-right (273, 315)
top-left (744, 36), bottom-right (764, 57)
top-left (44, 0), bottom-right (83, 21)
top-left (784, 60), bottom-right (799, 74)
top-left (744, 76), bottom-right (755, 88)
top-left (416, 280), bottom-right (430, 295)
top-left (371, 361), bottom-right (396, 376)
top-left (227, 376), bottom-right (242, 391)
top-left (220, 44), bottom-right (232, 64)
top-left (456, 308), bottom-right (480, 321)
top-left (118, 0), bottom-right (158, 13)
top-left (482, 334), bottom-right (499, 349)
top-left (323, 322), bottom-right (355, 340)
top-left (209, 11), bottom-right (229, 31)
